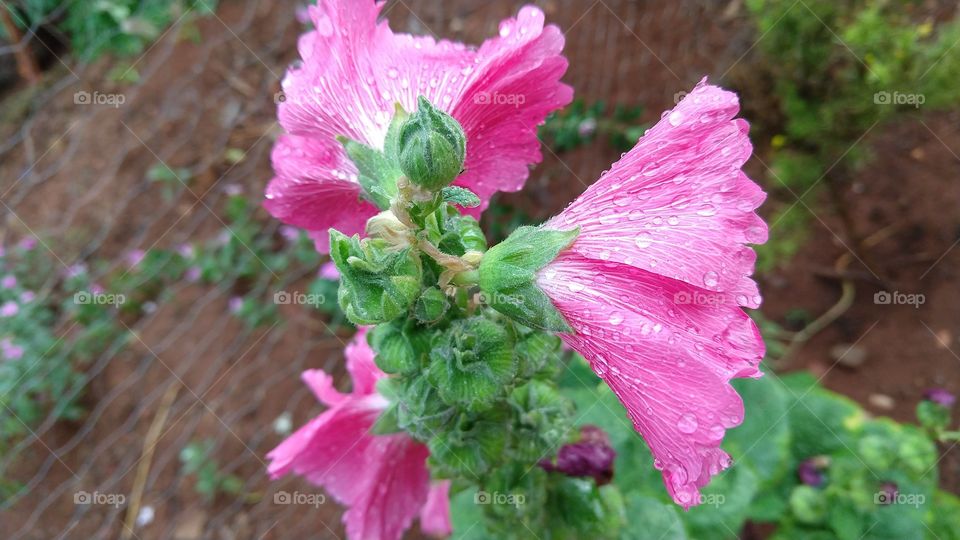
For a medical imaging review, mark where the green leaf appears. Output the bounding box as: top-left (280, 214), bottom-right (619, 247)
top-left (414, 286), bottom-right (449, 324)
top-left (478, 225), bottom-right (579, 332)
top-left (338, 136), bottom-right (400, 210)
top-left (620, 493), bottom-right (688, 540)
top-left (442, 185), bottom-right (481, 208)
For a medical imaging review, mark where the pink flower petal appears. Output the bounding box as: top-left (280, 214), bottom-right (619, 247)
top-left (419, 481), bottom-right (453, 537)
top-left (342, 435), bottom-right (432, 540)
top-left (538, 253), bottom-right (764, 508)
top-left (268, 0), bottom-right (571, 250)
top-left (267, 327), bottom-right (447, 540)
top-left (545, 79), bottom-right (766, 308)
top-left (345, 327), bottom-right (381, 396)
top-left (264, 135), bottom-right (377, 250)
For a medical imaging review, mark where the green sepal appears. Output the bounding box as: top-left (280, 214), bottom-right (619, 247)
top-left (369, 320), bottom-right (420, 374)
top-left (337, 136), bottom-right (400, 210)
top-left (398, 96), bottom-right (466, 191)
top-left (515, 331), bottom-right (564, 379)
top-left (427, 317), bottom-right (516, 412)
top-left (328, 230), bottom-right (422, 325)
top-left (441, 185), bottom-right (481, 208)
top-left (415, 286), bottom-right (449, 324)
top-left (427, 410), bottom-right (509, 477)
top-left (423, 205), bottom-right (487, 257)
top-left (509, 380), bottom-right (574, 462)
top-left (478, 226), bottom-right (579, 332)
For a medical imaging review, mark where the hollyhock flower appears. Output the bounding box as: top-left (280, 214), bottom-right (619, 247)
top-left (539, 425), bottom-right (616, 485)
top-left (267, 329), bottom-right (451, 540)
top-left (264, 0), bottom-right (572, 251)
top-left (533, 80), bottom-right (767, 508)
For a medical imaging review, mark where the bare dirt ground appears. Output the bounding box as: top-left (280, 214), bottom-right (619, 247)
top-left (0, 1), bottom-right (956, 538)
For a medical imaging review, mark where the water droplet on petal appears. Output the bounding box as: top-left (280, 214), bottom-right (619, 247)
top-left (387, 68), bottom-right (399, 79)
top-left (677, 413), bottom-right (698, 434)
top-left (634, 232), bottom-right (653, 248)
top-left (499, 25), bottom-right (511, 37)
top-left (703, 271), bottom-right (719, 287)
top-left (608, 313), bottom-right (624, 325)
top-left (667, 215), bottom-right (680, 226)
top-left (668, 110), bottom-right (684, 126)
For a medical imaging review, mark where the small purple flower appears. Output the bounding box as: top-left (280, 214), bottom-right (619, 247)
top-left (224, 183), bottom-right (243, 197)
top-left (19, 290), bottom-right (35, 303)
top-left (0, 301), bottom-right (19, 317)
top-left (924, 388), bottom-right (956, 408)
top-left (877, 481), bottom-right (898, 505)
top-left (126, 249), bottom-right (146, 268)
top-left (798, 457), bottom-right (827, 487)
top-left (319, 261), bottom-right (340, 280)
top-left (539, 425), bottom-right (616, 485)
top-left (280, 226), bottom-right (301, 244)
top-left (90, 283), bottom-right (105, 296)
top-left (578, 117), bottom-right (597, 138)
top-left (1, 338), bottom-right (24, 361)
top-left (185, 266), bottom-right (202, 283)
top-left (229, 296), bottom-right (244, 314)
top-left (1, 275), bottom-right (16, 289)
top-left (64, 263), bottom-right (88, 279)
top-left (17, 237), bottom-right (36, 251)
top-left (177, 243), bottom-right (195, 259)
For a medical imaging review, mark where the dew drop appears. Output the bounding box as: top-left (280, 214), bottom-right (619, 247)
top-left (634, 232), bottom-right (653, 248)
top-left (667, 215), bottom-right (680, 226)
top-left (677, 413), bottom-right (698, 434)
top-left (387, 68), bottom-right (399, 79)
top-left (499, 25), bottom-right (511, 37)
top-left (703, 271), bottom-right (719, 287)
top-left (567, 282), bottom-right (585, 293)
top-left (608, 313), bottom-right (624, 325)
top-left (668, 110), bottom-right (684, 126)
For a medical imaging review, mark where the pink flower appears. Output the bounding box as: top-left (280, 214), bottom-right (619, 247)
top-left (268, 329), bottom-right (450, 540)
top-left (126, 249), bottom-right (146, 269)
top-left (17, 237), bottom-right (36, 251)
top-left (1, 338), bottom-right (24, 361)
top-left (0, 301), bottom-right (19, 318)
top-left (535, 80), bottom-right (766, 508)
top-left (19, 291), bottom-right (35, 303)
top-left (318, 260), bottom-right (340, 280)
top-left (1, 275), bottom-right (15, 289)
top-left (264, 0), bottom-right (572, 252)
top-left (184, 266), bottom-right (202, 283)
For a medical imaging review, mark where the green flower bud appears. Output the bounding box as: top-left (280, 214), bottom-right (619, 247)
top-left (328, 230), bottom-right (422, 325)
top-left (398, 96), bottom-right (466, 191)
top-left (427, 411), bottom-right (509, 477)
top-left (415, 286), bottom-right (449, 324)
top-left (428, 317), bottom-right (516, 411)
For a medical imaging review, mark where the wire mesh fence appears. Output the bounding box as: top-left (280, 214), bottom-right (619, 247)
top-left (2, 1), bottom-right (954, 539)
